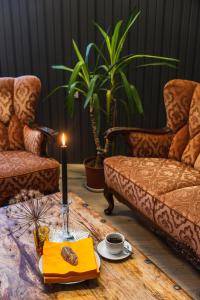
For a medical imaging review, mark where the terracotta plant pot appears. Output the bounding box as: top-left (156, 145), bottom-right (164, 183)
top-left (84, 157), bottom-right (105, 192)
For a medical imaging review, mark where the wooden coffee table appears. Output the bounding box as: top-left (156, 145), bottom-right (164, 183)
top-left (0, 192), bottom-right (192, 299)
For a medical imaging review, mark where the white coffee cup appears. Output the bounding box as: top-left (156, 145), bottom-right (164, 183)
top-left (105, 232), bottom-right (125, 255)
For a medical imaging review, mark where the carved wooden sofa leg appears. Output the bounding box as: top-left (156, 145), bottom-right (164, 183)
top-left (104, 185), bottom-right (114, 215)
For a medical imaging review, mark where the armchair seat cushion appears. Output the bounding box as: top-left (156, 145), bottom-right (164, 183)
top-left (0, 151), bottom-right (59, 205)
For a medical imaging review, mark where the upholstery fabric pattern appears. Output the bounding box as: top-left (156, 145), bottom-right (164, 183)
top-left (127, 132), bottom-right (173, 158)
top-left (181, 132), bottom-right (200, 166)
top-left (0, 76), bottom-right (60, 204)
top-left (14, 76), bottom-right (41, 124)
top-left (194, 154), bottom-right (200, 171)
top-left (155, 186), bottom-right (200, 257)
top-left (105, 156), bottom-right (200, 259)
top-left (104, 79), bottom-right (200, 264)
top-left (158, 186), bottom-right (200, 228)
top-left (0, 151), bottom-right (60, 206)
top-left (8, 115), bottom-right (24, 150)
top-left (104, 156), bottom-right (200, 197)
top-left (168, 124), bottom-right (189, 161)
top-left (24, 125), bottom-right (43, 156)
top-left (189, 85), bottom-right (200, 138)
top-left (0, 78), bottom-right (14, 124)
top-left (0, 121), bottom-right (9, 151)
top-left (104, 159), bottom-right (155, 221)
top-left (0, 76), bottom-right (41, 151)
top-left (164, 79), bottom-right (197, 132)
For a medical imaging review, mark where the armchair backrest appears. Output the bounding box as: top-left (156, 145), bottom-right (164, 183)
top-left (0, 76), bottom-right (41, 151)
top-left (165, 79), bottom-right (200, 169)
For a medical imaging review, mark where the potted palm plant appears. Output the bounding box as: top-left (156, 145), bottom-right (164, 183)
top-left (49, 10), bottom-right (178, 191)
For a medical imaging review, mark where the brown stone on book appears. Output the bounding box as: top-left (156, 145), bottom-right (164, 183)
top-left (61, 246), bottom-right (78, 266)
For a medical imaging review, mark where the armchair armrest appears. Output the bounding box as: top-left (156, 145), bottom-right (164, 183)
top-left (28, 124), bottom-right (59, 156)
top-left (105, 126), bottom-right (173, 158)
top-left (30, 124), bottom-right (59, 141)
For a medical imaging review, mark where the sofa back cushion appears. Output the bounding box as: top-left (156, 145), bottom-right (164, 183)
top-left (181, 132), bottom-right (200, 165)
top-left (181, 85), bottom-right (200, 167)
top-left (168, 124), bottom-right (189, 161)
top-left (0, 76), bottom-right (41, 151)
top-left (189, 84), bottom-right (200, 138)
top-left (166, 80), bottom-right (200, 169)
top-left (164, 79), bottom-right (198, 133)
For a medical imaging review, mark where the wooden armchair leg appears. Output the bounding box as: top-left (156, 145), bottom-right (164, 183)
top-left (104, 185), bottom-right (114, 215)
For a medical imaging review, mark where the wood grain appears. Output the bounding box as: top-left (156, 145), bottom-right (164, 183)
top-left (0, 192), bottom-right (192, 300)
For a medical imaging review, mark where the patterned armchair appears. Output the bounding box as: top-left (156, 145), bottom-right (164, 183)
top-left (0, 76), bottom-right (60, 205)
top-left (104, 79), bottom-right (200, 269)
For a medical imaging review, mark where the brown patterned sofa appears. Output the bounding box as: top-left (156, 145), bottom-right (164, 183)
top-left (0, 76), bottom-right (60, 206)
top-left (104, 79), bottom-right (200, 269)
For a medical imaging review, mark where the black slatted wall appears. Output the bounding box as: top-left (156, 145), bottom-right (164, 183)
top-left (0, 0), bottom-right (200, 162)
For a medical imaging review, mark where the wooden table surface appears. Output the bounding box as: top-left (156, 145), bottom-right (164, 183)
top-left (0, 192), bottom-right (193, 300)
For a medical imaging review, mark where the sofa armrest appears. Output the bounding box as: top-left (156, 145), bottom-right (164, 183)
top-left (105, 126), bottom-right (172, 141)
top-left (105, 127), bottom-right (173, 158)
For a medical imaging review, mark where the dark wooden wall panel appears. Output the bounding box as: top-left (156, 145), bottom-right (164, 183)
top-left (0, 0), bottom-right (200, 162)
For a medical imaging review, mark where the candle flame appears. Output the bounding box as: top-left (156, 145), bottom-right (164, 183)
top-left (61, 133), bottom-right (67, 146)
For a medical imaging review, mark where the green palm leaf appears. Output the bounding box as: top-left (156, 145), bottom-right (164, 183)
top-left (84, 75), bottom-right (100, 109)
top-left (67, 82), bottom-right (79, 116)
top-left (114, 54), bottom-right (178, 72)
top-left (120, 71), bottom-right (135, 115)
top-left (115, 10), bottom-right (141, 61)
top-left (136, 62), bottom-right (178, 69)
top-left (44, 85), bottom-right (68, 101)
top-left (68, 61), bottom-right (84, 86)
top-left (85, 43), bottom-right (108, 66)
top-left (95, 65), bottom-right (109, 73)
top-left (51, 65), bottom-right (73, 72)
top-left (72, 40), bottom-right (90, 85)
top-left (111, 20), bottom-right (123, 63)
top-left (94, 22), bottom-right (112, 58)
top-left (120, 72), bottom-right (143, 115)
top-left (130, 84), bottom-right (143, 114)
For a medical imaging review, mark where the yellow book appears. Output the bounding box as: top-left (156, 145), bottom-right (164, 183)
top-left (43, 237), bottom-right (99, 283)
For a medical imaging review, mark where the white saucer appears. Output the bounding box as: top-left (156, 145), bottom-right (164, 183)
top-left (97, 240), bottom-right (132, 261)
top-left (39, 251), bottom-right (100, 285)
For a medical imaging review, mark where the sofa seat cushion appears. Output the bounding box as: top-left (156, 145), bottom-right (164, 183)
top-left (0, 151), bottom-right (60, 205)
top-left (104, 156), bottom-right (200, 198)
top-left (155, 186), bottom-right (200, 257)
top-left (104, 155), bottom-right (200, 258)
top-left (104, 156), bottom-right (157, 221)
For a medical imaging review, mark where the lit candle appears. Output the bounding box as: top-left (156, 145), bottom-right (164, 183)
top-left (61, 133), bottom-right (68, 205)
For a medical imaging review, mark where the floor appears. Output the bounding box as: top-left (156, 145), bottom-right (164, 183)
top-left (67, 164), bottom-right (200, 300)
